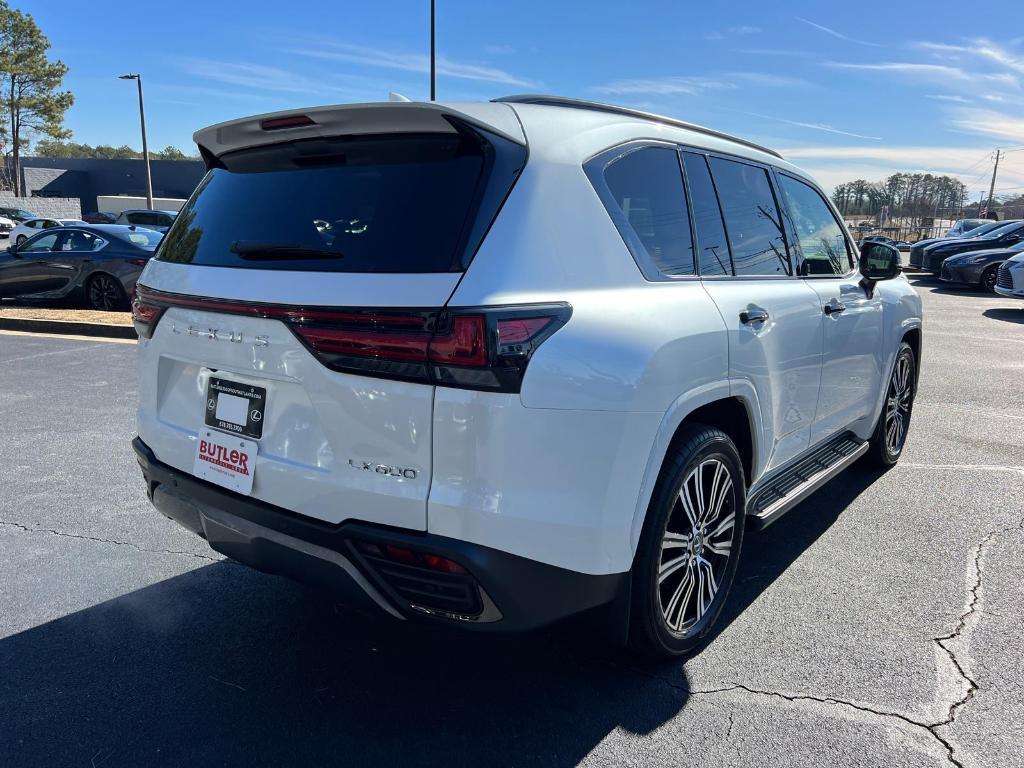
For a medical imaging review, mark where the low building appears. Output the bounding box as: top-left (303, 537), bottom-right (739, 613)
top-left (16, 156), bottom-right (206, 214)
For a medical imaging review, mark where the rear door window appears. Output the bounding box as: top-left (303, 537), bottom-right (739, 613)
top-left (602, 146), bottom-right (694, 276)
top-left (777, 174), bottom-right (853, 276)
top-left (158, 132), bottom-right (505, 273)
top-left (708, 157), bottom-right (791, 276)
top-left (681, 152), bottom-right (731, 277)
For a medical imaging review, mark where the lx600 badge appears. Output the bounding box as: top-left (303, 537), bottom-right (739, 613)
top-left (348, 459), bottom-right (418, 480)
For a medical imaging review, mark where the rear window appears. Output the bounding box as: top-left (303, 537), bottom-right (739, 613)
top-left (114, 229), bottom-right (163, 247)
top-left (158, 132), bottom-right (510, 273)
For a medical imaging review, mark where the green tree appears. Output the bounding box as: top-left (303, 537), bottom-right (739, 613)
top-left (0, 2), bottom-right (72, 195)
top-left (155, 145), bottom-right (186, 160)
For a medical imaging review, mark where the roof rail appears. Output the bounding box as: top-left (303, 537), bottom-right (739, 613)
top-left (493, 94), bottom-right (783, 160)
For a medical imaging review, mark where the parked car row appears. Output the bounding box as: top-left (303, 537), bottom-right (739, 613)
top-left (907, 219), bottom-right (1024, 292)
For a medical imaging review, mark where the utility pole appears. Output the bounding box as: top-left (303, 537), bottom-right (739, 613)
top-left (984, 149), bottom-right (1001, 216)
top-left (429, 0), bottom-right (436, 101)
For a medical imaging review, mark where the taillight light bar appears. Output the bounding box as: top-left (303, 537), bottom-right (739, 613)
top-left (132, 285), bottom-right (570, 393)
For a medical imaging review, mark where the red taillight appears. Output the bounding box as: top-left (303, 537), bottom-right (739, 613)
top-left (131, 286), bottom-right (569, 392)
top-left (384, 545), bottom-right (418, 565)
top-left (260, 114), bottom-right (316, 130)
top-left (131, 295), bottom-right (164, 339)
top-left (295, 326), bottom-right (430, 362)
top-left (496, 317), bottom-right (553, 344)
top-left (427, 315), bottom-right (487, 367)
top-left (421, 553), bottom-right (467, 574)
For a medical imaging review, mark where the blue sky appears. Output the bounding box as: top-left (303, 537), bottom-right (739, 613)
top-left (19, 0), bottom-right (1024, 195)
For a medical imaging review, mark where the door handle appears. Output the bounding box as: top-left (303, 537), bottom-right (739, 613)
top-left (824, 299), bottom-right (846, 315)
top-left (739, 308), bottom-right (769, 324)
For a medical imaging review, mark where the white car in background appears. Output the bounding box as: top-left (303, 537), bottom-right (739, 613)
top-left (10, 217), bottom-right (88, 246)
top-left (0, 215), bottom-right (13, 238)
top-left (995, 252), bottom-right (1024, 299)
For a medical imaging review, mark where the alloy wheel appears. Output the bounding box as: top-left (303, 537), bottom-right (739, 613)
top-left (88, 275), bottom-right (122, 311)
top-left (658, 458), bottom-right (736, 633)
top-left (982, 268), bottom-right (997, 292)
top-left (884, 354), bottom-right (913, 455)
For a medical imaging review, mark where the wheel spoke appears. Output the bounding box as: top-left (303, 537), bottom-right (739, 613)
top-left (661, 531), bottom-right (691, 550)
top-left (679, 476), bottom-right (699, 529)
top-left (708, 511), bottom-right (735, 540)
top-left (659, 554), bottom-right (690, 584)
top-left (664, 565), bottom-right (695, 631)
top-left (694, 464), bottom-right (706, 524)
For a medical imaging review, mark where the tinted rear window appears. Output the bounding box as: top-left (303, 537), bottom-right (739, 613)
top-left (158, 133), bottom-right (492, 273)
top-left (602, 146), bottom-right (694, 276)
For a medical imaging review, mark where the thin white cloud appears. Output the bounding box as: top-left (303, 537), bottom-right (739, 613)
top-left (779, 145), bottom-right (1023, 194)
top-left (484, 44), bottom-right (516, 55)
top-left (733, 48), bottom-right (812, 57)
top-left (289, 42), bottom-right (537, 87)
top-left (745, 111), bottom-right (881, 140)
top-left (592, 76), bottom-right (734, 96)
top-left (827, 61), bottom-right (966, 78)
top-left (705, 25), bottom-right (760, 41)
top-left (796, 17), bottom-right (879, 47)
top-left (178, 58), bottom-right (351, 95)
top-left (729, 72), bottom-right (810, 87)
top-left (952, 108), bottom-right (1024, 142)
top-left (926, 94), bottom-right (970, 103)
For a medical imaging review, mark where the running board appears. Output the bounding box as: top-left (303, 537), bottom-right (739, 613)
top-left (747, 434), bottom-right (868, 530)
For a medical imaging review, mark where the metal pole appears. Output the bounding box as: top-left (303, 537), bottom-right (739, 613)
top-left (136, 75), bottom-right (154, 210)
top-left (984, 149), bottom-right (1000, 216)
top-left (430, 0), bottom-right (436, 101)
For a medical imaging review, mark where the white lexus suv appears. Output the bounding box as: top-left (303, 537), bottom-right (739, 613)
top-left (132, 96), bottom-right (922, 656)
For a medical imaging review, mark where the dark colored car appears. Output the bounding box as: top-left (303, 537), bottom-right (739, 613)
top-left (0, 206), bottom-right (38, 223)
top-left (114, 209), bottom-right (178, 233)
top-left (921, 220), bottom-right (1024, 273)
top-left (907, 220), bottom-right (1009, 268)
top-left (82, 211), bottom-right (117, 224)
top-left (0, 224), bottom-right (162, 310)
top-left (939, 241), bottom-right (1024, 292)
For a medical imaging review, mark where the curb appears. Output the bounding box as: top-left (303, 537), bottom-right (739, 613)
top-left (0, 317), bottom-right (137, 340)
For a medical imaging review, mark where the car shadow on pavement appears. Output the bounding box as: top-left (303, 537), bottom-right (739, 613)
top-left (1, 466), bottom-right (890, 768)
top-left (697, 462), bottom-right (889, 652)
top-left (982, 307), bottom-right (1024, 323)
top-left (0, 556), bottom-right (686, 767)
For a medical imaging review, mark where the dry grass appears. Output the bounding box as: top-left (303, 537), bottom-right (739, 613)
top-left (0, 306), bottom-right (132, 326)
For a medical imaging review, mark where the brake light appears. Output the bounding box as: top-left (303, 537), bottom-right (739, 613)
top-left (131, 294), bottom-right (164, 339)
top-left (131, 285), bottom-right (570, 392)
top-left (260, 114), bottom-right (316, 130)
top-left (356, 541), bottom-right (468, 574)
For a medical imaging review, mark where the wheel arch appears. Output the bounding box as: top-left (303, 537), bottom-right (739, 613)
top-left (629, 386), bottom-right (759, 554)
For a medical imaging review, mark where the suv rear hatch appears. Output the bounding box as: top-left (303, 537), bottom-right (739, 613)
top-left (134, 102), bottom-right (527, 531)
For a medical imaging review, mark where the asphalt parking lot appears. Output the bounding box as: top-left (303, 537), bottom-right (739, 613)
top-left (1, 276), bottom-right (1022, 768)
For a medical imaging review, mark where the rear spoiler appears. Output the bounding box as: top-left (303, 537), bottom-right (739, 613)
top-left (193, 102), bottom-right (526, 166)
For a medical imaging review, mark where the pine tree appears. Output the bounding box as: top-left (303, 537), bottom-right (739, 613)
top-left (0, 2), bottom-right (73, 195)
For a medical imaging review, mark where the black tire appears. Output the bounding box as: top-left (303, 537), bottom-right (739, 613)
top-left (16, 234), bottom-right (25, 246)
top-left (980, 265), bottom-right (999, 293)
top-left (629, 424), bottom-right (746, 657)
top-left (86, 273), bottom-right (128, 311)
top-left (867, 341), bottom-right (915, 466)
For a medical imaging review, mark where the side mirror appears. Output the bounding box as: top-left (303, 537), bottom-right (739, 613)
top-left (859, 241), bottom-right (901, 297)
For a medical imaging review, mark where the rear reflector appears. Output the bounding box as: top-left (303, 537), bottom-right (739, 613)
top-left (260, 114), bottom-right (316, 130)
top-left (131, 285), bottom-right (570, 393)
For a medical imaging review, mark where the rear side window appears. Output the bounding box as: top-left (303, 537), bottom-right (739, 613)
top-left (159, 131), bottom-right (521, 273)
top-left (602, 146), bottom-right (694, 276)
top-left (708, 157), bottom-right (790, 276)
top-left (777, 174), bottom-right (852, 276)
top-left (681, 153), bottom-right (731, 277)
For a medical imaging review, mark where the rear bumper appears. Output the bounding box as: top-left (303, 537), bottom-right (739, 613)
top-left (133, 437), bottom-right (625, 632)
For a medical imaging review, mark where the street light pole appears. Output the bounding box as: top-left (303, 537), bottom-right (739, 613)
top-left (429, 0), bottom-right (436, 101)
top-left (119, 73), bottom-right (154, 210)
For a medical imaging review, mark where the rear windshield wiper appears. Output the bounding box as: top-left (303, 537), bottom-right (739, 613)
top-left (230, 240), bottom-right (343, 260)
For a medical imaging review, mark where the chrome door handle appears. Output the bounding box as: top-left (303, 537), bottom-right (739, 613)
top-left (739, 308), bottom-right (769, 324)
top-left (824, 299), bottom-right (846, 315)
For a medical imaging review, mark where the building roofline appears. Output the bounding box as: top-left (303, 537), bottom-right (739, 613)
top-left (493, 94), bottom-right (783, 160)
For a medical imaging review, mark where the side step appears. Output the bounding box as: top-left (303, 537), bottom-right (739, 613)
top-left (747, 433), bottom-right (868, 530)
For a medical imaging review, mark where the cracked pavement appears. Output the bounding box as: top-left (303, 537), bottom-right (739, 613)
top-left (1, 277), bottom-right (1022, 768)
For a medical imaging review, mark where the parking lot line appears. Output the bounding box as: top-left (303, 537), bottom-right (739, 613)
top-left (900, 462), bottom-right (1024, 475)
